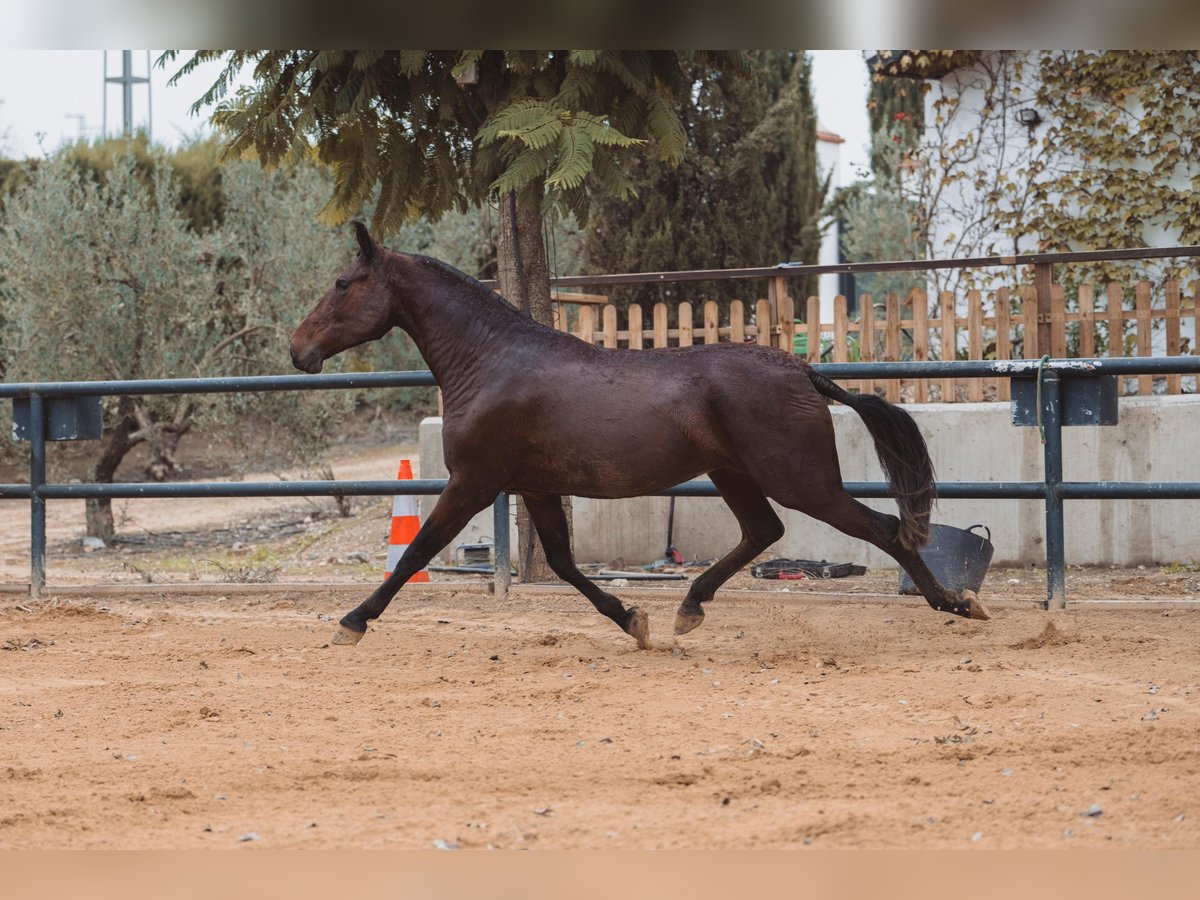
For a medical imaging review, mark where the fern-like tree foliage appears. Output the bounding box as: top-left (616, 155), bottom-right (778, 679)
top-left (166, 51), bottom-right (745, 319)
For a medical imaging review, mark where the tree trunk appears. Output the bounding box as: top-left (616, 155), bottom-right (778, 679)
top-left (145, 419), bottom-right (192, 481)
top-left (496, 183), bottom-right (573, 583)
top-left (84, 397), bottom-right (141, 543)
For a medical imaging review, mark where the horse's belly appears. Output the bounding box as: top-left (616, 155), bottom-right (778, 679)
top-left (508, 429), bottom-right (725, 498)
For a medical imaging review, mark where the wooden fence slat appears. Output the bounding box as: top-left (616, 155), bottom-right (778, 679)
top-left (578, 305), bottom-right (596, 344)
top-left (912, 290), bottom-right (928, 403)
top-left (602, 304), bottom-right (618, 348)
top-left (806, 296), bottom-right (821, 362)
top-left (995, 288), bottom-right (1011, 401)
top-left (703, 300), bottom-right (720, 344)
top-left (778, 294), bottom-right (795, 352)
top-left (1078, 284), bottom-right (1095, 358)
top-left (1022, 286), bottom-right (1038, 359)
top-left (939, 290), bottom-right (955, 402)
top-left (653, 303), bottom-right (668, 348)
top-left (678, 301), bottom-right (694, 347)
top-left (967, 290), bottom-right (983, 402)
top-left (1192, 283), bottom-right (1200, 395)
top-left (1050, 285), bottom-right (1068, 359)
top-left (730, 300), bottom-right (745, 343)
top-left (1106, 282), bottom-right (1124, 359)
top-left (859, 293), bottom-right (875, 396)
top-left (1136, 282), bottom-right (1152, 395)
top-left (756, 299), bottom-right (772, 347)
top-left (885, 292), bottom-right (901, 403)
top-left (1165, 280), bottom-right (1181, 395)
top-left (628, 304), bottom-right (643, 349)
top-left (833, 296), bottom-right (849, 364)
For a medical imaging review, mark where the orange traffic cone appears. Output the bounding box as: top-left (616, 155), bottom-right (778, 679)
top-left (386, 459), bottom-right (429, 582)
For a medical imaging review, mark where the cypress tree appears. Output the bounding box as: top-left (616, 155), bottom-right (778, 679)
top-left (583, 51), bottom-right (827, 311)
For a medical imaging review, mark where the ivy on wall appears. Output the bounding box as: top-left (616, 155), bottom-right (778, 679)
top-left (1027, 51), bottom-right (1200, 258)
top-left (871, 50), bottom-right (1200, 293)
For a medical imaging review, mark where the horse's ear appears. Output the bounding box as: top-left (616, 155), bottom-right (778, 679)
top-left (352, 220), bottom-right (377, 263)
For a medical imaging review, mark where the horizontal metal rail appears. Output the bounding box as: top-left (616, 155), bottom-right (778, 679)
top-left (7, 478), bottom-right (1196, 504)
top-left (0, 370), bottom-right (437, 399)
top-left (3, 355), bottom-right (1198, 610)
top-left (481, 245), bottom-right (1200, 289)
top-left (0, 356), bottom-right (1191, 401)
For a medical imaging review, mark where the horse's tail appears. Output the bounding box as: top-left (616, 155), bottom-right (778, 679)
top-left (807, 369), bottom-right (935, 551)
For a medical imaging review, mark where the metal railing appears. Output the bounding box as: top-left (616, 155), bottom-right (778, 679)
top-left (2, 356), bottom-right (1199, 609)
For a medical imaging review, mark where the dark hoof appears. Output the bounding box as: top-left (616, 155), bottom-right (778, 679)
top-left (961, 590), bottom-right (991, 621)
top-left (624, 607), bottom-right (651, 650)
top-left (332, 616), bottom-right (367, 645)
top-left (674, 602), bottom-right (705, 636)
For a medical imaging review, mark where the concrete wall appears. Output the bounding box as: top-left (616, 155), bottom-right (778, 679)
top-left (419, 394), bottom-right (1200, 569)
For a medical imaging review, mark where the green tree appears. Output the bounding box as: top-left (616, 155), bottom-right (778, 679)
top-left (866, 65), bottom-right (924, 184)
top-left (583, 51), bottom-right (827, 308)
top-left (0, 153), bottom-right (351, 540)
top-left (168, 50), bottom-right (744, 323)
top-left (170, 49), bottom-right (747, 580)
top-left (833, 77), bottom-right (928, 305)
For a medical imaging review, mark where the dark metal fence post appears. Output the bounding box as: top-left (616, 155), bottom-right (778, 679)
top-left (28, 392), bottom-right (46, 598)
top-left (1041, 371), bottom-right (1067, 609)
top-left (492, 492), bottom-right (510, 596)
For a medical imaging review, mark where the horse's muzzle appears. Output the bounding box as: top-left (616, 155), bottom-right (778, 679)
top-left (290, 342), bottom-right (324, 374)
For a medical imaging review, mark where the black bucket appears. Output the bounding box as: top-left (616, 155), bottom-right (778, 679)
top-left (899, 524), bottom-right (994, 596)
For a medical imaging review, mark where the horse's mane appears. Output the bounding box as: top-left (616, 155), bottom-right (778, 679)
top-left (409, 253), bottom-right (491, 296)
top-left (404, 251), bottom-right (557, 333)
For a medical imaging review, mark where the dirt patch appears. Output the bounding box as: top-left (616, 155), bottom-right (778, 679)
top-left (1, 587), bottom-right (1199, 849)
top-left (1009, 620), bottom-right (1079, 650)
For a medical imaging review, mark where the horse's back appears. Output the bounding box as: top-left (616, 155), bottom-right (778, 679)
top-left (455, 340), bottom-right (829, 497)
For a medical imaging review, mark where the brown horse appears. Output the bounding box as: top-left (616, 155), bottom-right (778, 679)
top-left (291, 223), bottom-right (990, 649)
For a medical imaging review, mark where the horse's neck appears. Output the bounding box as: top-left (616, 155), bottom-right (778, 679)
top-left (396, 270), bottom-right (540, 402)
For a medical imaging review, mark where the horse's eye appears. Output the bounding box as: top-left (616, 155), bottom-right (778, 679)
top-left (335, 278), bottom-right (349, 290)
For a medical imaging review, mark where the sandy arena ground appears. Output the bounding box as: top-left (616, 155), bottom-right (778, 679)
top-left (2, 585), bottom-right (1199, 849)
top-left (2, 441), bottom-right (1200, 849)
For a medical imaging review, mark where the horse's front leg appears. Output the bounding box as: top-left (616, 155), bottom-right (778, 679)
top-left (522, 492), bottom-right (651, 649)
top-left (333, 475), bottom-right (497, 645)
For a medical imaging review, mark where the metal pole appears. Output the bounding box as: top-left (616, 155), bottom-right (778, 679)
top-left (122, 50), bottom-right (133, 135)
top-left (146, 50), bottom-right (153, 142)
top-left (1041, 370), bottom-right (1066, 609)
top-left (29, 393), bottom-right (46, 598)
top-left (492, 492), bottom-right (511, 597)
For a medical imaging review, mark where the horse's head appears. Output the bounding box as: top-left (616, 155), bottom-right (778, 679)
top-left (290, 222), bottom-right (396, 373)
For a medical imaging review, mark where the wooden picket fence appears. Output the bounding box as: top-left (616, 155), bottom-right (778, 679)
top-left (558, 280), bottom-right (1199, 403)
top-left (555, 296), bottom-right (796, 353)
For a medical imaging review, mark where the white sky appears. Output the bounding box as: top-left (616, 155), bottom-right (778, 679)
top-left (0, 50), bottom-right (872, 184)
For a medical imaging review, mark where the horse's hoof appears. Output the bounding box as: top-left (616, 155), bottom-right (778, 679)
top-left (625, 607), bottom-right (651, 650)
top-left (962, 590), bottom-right (991, 621)
top-left (331, 624), bottom-right (365, 646)
top-left (674, 604), bottom-right (705, 636)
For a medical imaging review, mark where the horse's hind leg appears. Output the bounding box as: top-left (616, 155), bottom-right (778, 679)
top-left (775, 485), bottom-right (990, 621)
top-left (521, 493), bottom-right (651, 649)
top-left (333, 475), bottom-right (496, 644)
top-left (674, 468), bottom-right (783, 636)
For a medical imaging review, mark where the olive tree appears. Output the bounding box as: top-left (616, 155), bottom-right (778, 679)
top-left (0, 153), bottom-right (351, 541)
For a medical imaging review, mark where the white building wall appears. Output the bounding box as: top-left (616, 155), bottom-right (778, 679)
top-left (815, 132), bottom-right (844, 323)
